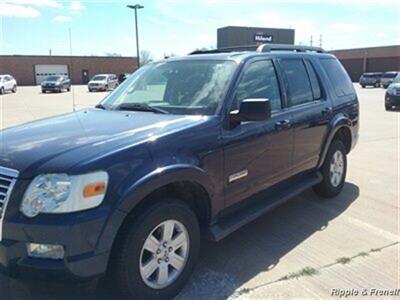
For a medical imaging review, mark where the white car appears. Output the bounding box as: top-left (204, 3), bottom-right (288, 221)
top-left (88, 74), bottom-right (118, 92)
top-left (0, 74), bottom-right (17, 94)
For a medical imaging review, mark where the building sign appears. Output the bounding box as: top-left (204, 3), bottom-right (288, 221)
top-left (254, 32), bottom-right (273, 43)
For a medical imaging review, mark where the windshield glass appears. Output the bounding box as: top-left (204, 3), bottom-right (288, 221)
top-left (382, 72), bottom-right (397, 78)
top-left (100, 60), bottom-right (237, 115)
top-left (46, 76), bottom-right (62, 81)
top-left (92, 75), bottom-right (107, 81)
top-left (393, 74), bottom-right (400, 83)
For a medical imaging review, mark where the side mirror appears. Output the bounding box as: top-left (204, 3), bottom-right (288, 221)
top-left (229, 98), bottom-right (271, 125)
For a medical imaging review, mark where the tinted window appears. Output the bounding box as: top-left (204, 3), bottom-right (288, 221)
top-left (320, 58), bottom-right (354, 96)
top-left (280, 59), bottom-right (313, 106)
top-left (304, 60), bottom-right (322, 99)
top-left (235, 60), bottom-right (281, 112)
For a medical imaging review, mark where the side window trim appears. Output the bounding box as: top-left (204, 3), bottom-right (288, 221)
top-left (304, 59), bottom-right (325, 101)
top-left (228, 58), bottom-right (284, 115)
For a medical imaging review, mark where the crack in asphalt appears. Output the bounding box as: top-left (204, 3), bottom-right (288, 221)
top-left (232, 241), bottom-right (400, 298)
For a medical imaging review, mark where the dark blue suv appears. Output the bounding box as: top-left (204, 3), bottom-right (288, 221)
top-left (0, 44), bottom-right (359, 299)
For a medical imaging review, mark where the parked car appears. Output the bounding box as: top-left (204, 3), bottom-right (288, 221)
top-left (0, 45), bottom-right (359, 299)
top-left (41, 75), bottom-right (71, 93)
top-left (359, 72), bottom-right (382, 88)
top-left (118, 73), bottom-right (131, 84)
top-left (385, 73), bottom-right (400, 110)
top-left (0, 74), bottom-right (17, 94)
top-left (88, 74), bottom-right (118, 92)
top-left (380, 71), bottom-right (398, 88)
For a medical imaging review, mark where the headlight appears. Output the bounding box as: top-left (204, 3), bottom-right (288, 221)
top-left (21, 171), bottom-right (108, 218)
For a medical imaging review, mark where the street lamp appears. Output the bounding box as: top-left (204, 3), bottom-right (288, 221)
top-left (127, 4), bottom-right (144, 68)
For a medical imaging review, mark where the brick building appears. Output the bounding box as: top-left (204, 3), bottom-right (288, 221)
top-left (330, 45), bottom-right (400, 81)
top-left (0, 55), bottom-right (138, 85)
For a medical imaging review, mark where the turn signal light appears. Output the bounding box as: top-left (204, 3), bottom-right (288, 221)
top-left (83, 182), bottom-right (106, 198)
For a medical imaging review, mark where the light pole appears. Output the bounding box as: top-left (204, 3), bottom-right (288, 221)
top-left (127, 4), bottom-right (144, 68)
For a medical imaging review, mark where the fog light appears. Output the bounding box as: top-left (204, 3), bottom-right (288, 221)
top-left (26, 243), bottom-right (65, 260)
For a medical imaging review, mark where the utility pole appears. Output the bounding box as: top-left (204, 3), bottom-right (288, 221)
top-left (127, 4), bottom-right (144, 69)
top-left (68, 27), bottom-right (76, 112)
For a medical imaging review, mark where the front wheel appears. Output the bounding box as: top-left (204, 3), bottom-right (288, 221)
top-left (313, 140), bottom-right (347, 198)
top-left (111, 198), bottom-right (200, 299)
top-left (0, 87), bottom-right (4, 95)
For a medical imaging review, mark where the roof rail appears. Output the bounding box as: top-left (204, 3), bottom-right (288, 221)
top-left (188, 44), bottom-right (257, 55)
top-left (256, 43), bottom-right (325, 53)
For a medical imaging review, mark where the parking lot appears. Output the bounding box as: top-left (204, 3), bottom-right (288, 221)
top-left (0, 85), bottom-right (398, 299)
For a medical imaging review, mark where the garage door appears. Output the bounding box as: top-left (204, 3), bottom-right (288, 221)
top-left (35, 65), bottom-right (69, 84)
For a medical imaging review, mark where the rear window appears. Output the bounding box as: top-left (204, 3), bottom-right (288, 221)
top-left (320, 58), bottom-right (354, 97)
top-left (280, 59), bottom-right (313, 106)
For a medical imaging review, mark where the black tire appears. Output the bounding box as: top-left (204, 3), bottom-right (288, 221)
top-left (105, 84), bottom-right (109, 91)
top-left (110, 198), bottom-right (200, 300)
top-left (385, 105), bottom-right (392, 111)
top-left (313, 139), bottom-right (347, 198)
top-left (67, 86), bottom-right (71, 92)
top-left (0, 87), bottom-right (4, 95)
top-left (361, 85), bottom-right (365, 88)
top-left (12, 85), bottom-right (17, 93)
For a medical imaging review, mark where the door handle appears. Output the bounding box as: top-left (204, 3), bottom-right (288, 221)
top-left (321, 107), bottom-right (332, 115)
top-left (275, 119), bottom-right (291, 130)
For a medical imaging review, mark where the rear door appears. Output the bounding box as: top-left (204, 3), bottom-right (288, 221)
top-left (222, 58), bottom-right (294, 207)
top-left (278, 57), bottom-right (332, 174)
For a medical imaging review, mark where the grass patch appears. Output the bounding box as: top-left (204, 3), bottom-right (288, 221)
top-left (280, 267), bottom-right (319, 281)
top-left (336, 257), bottom-right (351, 264)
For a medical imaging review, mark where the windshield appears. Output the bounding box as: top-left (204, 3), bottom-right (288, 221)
top-left (393, 74), bottom-right (400, 83)
top-left (382, 72), bottom-right (397, 78)
top-left (100, 60), bottom-right (237, 115)
top-left (92, 75), bottom-right (107, 81)
top-left (46, 76), bottom-right (62, 81)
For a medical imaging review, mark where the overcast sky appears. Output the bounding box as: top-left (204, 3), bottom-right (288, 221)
top-left (1, 0), bottom-right (399, 59)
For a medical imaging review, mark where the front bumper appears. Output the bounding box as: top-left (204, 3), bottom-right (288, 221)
top-left (42, 86), bottom-right (61, 92)
top-left (0, 178), bottom-right (126, 281)
top-left (88, 85), bottom-right (106, 91)
top-left (385, 93), bottom-right (400, 108)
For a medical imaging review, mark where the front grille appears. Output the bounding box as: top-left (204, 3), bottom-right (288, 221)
top-left (0, 167), bottom-right (19, 241)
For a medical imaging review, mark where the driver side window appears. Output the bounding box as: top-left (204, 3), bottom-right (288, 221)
top-left (234, 60), bottom-right (282, 112)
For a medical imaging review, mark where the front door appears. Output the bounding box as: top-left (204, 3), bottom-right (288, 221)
top-left (222, 59), bottom-right (293, 207)
top-left (82, 69), bottom-right (89, 84)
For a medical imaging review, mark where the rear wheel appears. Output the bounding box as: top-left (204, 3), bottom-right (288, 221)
top-left (0, 87), bottom-right (4, 95)
top-left (313, 140), bottom-right (347, 198)
top-left (361, 85), bottom-right (365, 88)
top-left (111, 198), bottom-right (200, 300)
top-left (12, 85), bottom-right (17, 93)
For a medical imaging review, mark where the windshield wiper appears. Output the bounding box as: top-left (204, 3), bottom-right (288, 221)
top-left (95, 104), bottom-right (107, 110)
top-left (116, 103), bottom-right (169, 114)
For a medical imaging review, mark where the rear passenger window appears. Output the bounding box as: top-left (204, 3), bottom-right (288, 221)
top-left (320, 58), bottom-right (354, 97)
top-left (304, 60), bottom-right (322, 99)
top-left (280, 59), bottom-right (313, 106)
top-left (235, 60), bottom-right (282, 112)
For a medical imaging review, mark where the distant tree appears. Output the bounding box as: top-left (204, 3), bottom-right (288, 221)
top-left (140, 50), bottom-right (153, 65)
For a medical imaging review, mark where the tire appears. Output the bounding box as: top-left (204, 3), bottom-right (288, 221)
top-left (375, 82), bottom-right (380, 88)
top-left (0, 87), bottom-right (4, 95)
top-left (12, 85), bottom-right (17, 93)
top-left (105, 85), bottom-right (109, 91)
top-left (110, 198), bottom-right (200, 300)
top-left (313, 139), bottom-right (347, 198)
top-left (385, 105), bottom-right (392, 111)
top-left (361, 85), bottom-right (365, 88)
top-left (67, 86), bottom-right (71, 92)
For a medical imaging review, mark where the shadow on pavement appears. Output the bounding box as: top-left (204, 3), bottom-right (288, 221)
top-left (0, 183), bottom-right (359, 300)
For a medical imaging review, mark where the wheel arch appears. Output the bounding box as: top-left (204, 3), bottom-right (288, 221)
top-left (317, 116), bottom-right (352, 169)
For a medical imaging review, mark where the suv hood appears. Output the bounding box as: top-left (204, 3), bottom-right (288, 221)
top-left (0, 109), bottom-right (207, 177)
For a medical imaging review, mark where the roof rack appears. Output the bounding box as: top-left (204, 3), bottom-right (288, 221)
top-left (256, 44), bottom-right (325, 53)
top-left (188, 44), bottom-right (256, 55)
top-left (188, 44), bottom-right (325, 55)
